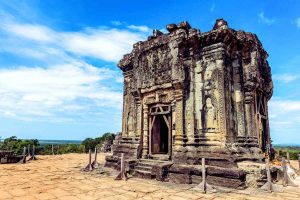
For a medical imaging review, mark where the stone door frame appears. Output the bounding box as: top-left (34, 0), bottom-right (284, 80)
top-left (254, 89), bottom-right (270, 152)
top-left (148, 104), bottom-right (172, 158)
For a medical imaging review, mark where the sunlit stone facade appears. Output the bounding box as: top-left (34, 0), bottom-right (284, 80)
top-left (105, 19), bottom-right (273, 188)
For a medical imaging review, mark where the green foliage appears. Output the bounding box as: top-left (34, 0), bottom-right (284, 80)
top-left (0, 136), bottom-right (85, 155)
top-left (81, 138), bottom-right (98, 152)
top-left (274, 146), bottom-right (300, 160)
top-left (37, 144), bottom-right (85, 155)
top-left (81, 132), bottom-right (115, 152)
top-left (1, 136), bottom-right (39, 154)
top-left (0, 132), bottom-right (117, 155)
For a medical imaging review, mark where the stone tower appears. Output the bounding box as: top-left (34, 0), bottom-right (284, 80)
top-left (105, 19), bottom-right (273, 188)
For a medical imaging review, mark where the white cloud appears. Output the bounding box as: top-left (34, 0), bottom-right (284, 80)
top-left (0, 20), bottom-right (147, 63)
top-left (127, 25), bottom-right (151, 33)
top-left (1, 45), bottom-right (48, 59)
top-left (112, 21), bottom-right (151, 33)
top-left (258, 12), bottom-right (275, 25)
top-left (61, 28), bottom-right (144, 62)
top-left (270, 100), bottom-right (300, 112)
top-left (273, 73), bottom-right (299, 83)
top-left (269, 99), bottom-right (300, 143)
top-left (296, 17), bottom-right (300, 28)
top-left (0, 64), bottom-right (123, 122)
top-left (0, 18), bottom-right (150, 123)
top-left (3, 22), bottom-right (55, 42)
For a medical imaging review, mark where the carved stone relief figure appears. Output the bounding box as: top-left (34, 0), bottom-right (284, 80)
top-left (204, 97), bottom-right (217, 131)
top-left (106, 20), bottom-right (274, 187)
top-left (126, 110), bottom-right (134, 136)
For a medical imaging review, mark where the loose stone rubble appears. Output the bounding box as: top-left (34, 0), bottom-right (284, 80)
top-left (105, 19), bottom-right (273, 189)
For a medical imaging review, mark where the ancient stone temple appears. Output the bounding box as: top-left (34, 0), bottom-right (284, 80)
top-left (105, 19), bottom-right (273, 188)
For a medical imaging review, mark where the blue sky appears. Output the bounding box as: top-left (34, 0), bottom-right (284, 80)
top-left (0, 0), bottom-right (299, 143)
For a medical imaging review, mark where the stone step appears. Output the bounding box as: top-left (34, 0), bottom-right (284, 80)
top-left (113, 143), bottom-right (139, 148)
top-left (137, 161), bottom-right (154, 167)
top-left (136, 159), bottom-right (172, 170)
top-left (256, 178), bottom-right (267, 187)
top-left (112, 147), bottom-right (139, 154)
top-left (119, 140), bottom-right (140, 145)
top-left (119, 137), bottom-right (140, 143)
top-left (134, 169), bottom-right (154, 179)
top-left (121, 136), bottom-right (139, 140)
top-left (135, 165), bottom-right (152, 172)
top-left (236, 156), bottom-right (263, 162)
top-left (150, 154), bottom-right (170, 161)
top-left (139, 159), bottom-right (172, 164)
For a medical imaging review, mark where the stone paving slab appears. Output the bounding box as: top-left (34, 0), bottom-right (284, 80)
top-left (0, 153), bottom-right (299, 200)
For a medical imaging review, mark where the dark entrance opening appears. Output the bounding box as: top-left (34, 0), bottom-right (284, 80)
top-left (255, 90), bottom-right (269, 153)
top-left (261, 118), bottom-right (268, 152)
top-left (151, 115), bottom-right (169, 154)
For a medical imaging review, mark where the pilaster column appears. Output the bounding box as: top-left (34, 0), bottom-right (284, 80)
top-left (232, 60), bottom-right (246, 137)
top-left (121, 95), bottom-right (127, 137)
top-left (236, 90), bottom-right (246, 137)
top-left (173, 84), bottom-right (185, 148)
top-left (244, 91), bottom-right (256, 138)
top-left (186, 61), bottom-right (195, 145)
top-left (265, 101), bottom-right (271, 147)
top-left (136, 100), bottom-right (142, 137)
top-left (171, 101), bottom-right (176, 145)
top-left (194, 61), bottom-right (203, 133)
top-left (142, 104), bottom-right (149, 157)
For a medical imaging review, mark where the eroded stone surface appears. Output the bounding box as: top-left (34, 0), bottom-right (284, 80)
top-left (106, 19), bottom-right (274, 188)
top-left (0, 153), bottom-right (299, 200)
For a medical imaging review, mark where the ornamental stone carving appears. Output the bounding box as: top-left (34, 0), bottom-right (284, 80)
top-left (105, 19), bottom-right (273, 189)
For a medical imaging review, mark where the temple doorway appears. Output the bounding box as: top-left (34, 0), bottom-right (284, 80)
top-left (148, 104), bottom-right (171, 155)
top-left (255, 90), bottom-right (269, 152)
top-left (152, 115), bottom-right (169, 154)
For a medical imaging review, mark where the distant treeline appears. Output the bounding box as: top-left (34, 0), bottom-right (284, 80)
top-left (2, 135), bottom-right (298, 159)
top-left (0, 133), bottom-right (116, 155)
top-left (274, 145), bottom-right (300, 160)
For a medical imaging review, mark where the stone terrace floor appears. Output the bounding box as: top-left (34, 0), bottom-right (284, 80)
top-left (0, 153), bottom-right (299, 200)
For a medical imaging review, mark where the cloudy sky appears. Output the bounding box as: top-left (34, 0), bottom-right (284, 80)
top-left (0, 0), bottom-right (299, 143)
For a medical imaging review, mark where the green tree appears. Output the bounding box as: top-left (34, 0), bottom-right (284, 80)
top-left (81, 138), bottom-right (98, 152)
top-left (81, 132), bottom-right (116, 152)
top-left (1, 136), bottom-right (40, 154)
